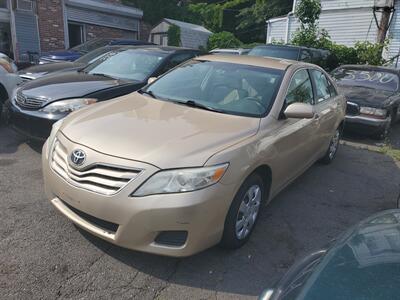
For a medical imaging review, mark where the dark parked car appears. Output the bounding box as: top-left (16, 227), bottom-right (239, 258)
top-left (332, 65), bottom-right (400, 139)
top-left (19, 45), bottom-right (123, 81)
top-left (249, 44), bottom-right (339, 71)
top-left (260, 209), bottom-right (400, 300)
top-left (39, 38), bottom-right (154, 64)
top-left (5, 46), bottom-right (201, 140)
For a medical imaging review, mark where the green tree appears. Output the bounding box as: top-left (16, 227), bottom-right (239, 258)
top-left (207, 31), bottom-right (242, 50)
top-left (167, 24), bottom-right (181, 46)
top-left (237, 0), bottom-right (293, 43)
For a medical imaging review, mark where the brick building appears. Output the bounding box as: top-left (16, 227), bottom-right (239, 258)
top-left (0, 0), bottom-right (143, 61)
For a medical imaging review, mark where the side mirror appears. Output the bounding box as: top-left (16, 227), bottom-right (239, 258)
top-left (147, 77), bottom-right (157, 85)
top-left (284, 102), bottom-right (315, 119)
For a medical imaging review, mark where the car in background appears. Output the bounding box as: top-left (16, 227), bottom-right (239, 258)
top-left (5, 46), bottom-right (201, 140)
top-left (39, 38), bottom-right (154, 64)
top-left (259, 209), bottom-right (400, 300)
top-left (249, 44), bottom-right (339, 71)
top-left (331, 65), bottom-right (400, 139)
top-left (41, 55), bottom-right (345, 257)
top-left (19, 45), bottom-right (124, 81)
top-left (209, 48), bottom-right (250, 55)
top-left (0, 53), bottom-right (22, 122)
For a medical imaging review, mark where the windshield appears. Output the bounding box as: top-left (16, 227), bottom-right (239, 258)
top-left (144, 61), bottom-right (284, 117)
top-left (71, 39), bottom-right (112, 54)
top-left (249, 47), bottom-right (299, 60)
top-left (75, 47), bottom-right (116, 65)
top-left (332, 68), bottom-right (399, 92)
top-left (83, 49), bottom-right (167, 81)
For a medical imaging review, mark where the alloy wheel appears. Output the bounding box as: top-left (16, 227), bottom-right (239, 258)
top-left (235, 185), bottom-right (262, 240)
top-left (328, 129), bottom-right (340, 160)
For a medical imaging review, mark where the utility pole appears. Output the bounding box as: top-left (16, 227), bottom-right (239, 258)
top-left (377, 7), bottom-right (393, 44)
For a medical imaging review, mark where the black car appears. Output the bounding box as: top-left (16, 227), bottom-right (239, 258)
top-left (19, 46), bottom-right (123, 81)
top-left (332, 65), bottom-right (400, 139)
top-left (249, 44), bottom-right (339, 71)
top-left (260, 209), bottom-right (400, 300)
top-left (5, 46), bottom-right (201, 141)
top-left (39, 38), bottom-right (154, 64)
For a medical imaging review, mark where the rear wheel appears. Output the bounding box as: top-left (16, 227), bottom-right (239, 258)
top-left (220, 173), bottom-right (266, 249)
top-left (320, 127), bottom-right (341, 164)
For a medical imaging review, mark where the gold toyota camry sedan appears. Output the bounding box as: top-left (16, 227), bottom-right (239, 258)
top-left (42, 55), bottom-right (346, 257)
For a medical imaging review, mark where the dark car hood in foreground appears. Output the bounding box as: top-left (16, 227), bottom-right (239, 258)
top-left (19, 62), bottom-right (84, 79)
top-left (295, 210), bottom-right (400, 300)
top-left (19, 71), bottom-right (131, 102)
top-left (337, 85), bottom-right (394, 108)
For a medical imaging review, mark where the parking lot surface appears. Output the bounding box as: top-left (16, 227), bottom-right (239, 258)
top-left (1, 124), bottom-right (399, 299)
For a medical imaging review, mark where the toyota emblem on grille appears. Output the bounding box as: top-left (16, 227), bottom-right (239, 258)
top-left (70, 149), bottom-right (86, 166)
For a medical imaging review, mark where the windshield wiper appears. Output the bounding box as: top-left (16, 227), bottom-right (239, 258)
top-left (138, 89), bottom-right (158, 99)
top-left (173, 100), bottom-right (223, 113)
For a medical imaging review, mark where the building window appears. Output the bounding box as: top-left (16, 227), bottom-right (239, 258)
top-left (16, 0), bottom-right (34, 11)
top-left (68, 22), bottom-right (86, 48)
top-left (0, 0), bottom-right (7, 9)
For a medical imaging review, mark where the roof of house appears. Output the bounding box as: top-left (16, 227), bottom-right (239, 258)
top-left (164, 18), bottom-right (212, 34)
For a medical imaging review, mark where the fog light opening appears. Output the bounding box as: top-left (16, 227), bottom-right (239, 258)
top-left (154, 231), bottom-right (188, 247)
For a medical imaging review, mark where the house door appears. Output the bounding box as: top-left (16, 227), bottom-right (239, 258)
top-left (68, 22), bottom-right (85, 48)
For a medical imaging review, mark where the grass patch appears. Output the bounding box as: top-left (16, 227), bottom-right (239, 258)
top-left (378, 145), bottom-right (400, 161)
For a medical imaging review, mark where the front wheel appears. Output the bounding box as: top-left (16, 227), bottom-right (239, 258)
top-left (220, 173), bottom-right (265, 249)
top-left (320, 127), bottom-right (341, 164)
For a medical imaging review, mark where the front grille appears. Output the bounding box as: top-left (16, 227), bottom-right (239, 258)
top-left (346, 101), bottom-right (359, 116)
top-left (15, 90), bottom-right (47, 110)
top-left (50, 139), bottom-right (142, 196)
top-left (62, 200), bottom-right (119, 233)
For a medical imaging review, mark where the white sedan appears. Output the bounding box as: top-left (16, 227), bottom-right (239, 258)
top-left (0, 53), bottom-right (22, 120)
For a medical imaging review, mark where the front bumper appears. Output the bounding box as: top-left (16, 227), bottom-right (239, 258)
top-left (42, 134), bottom-right (236, 257)
top-left (5, 100), bottom-right (66, 141)
top-left (345, 114), bottom-right (390, 135)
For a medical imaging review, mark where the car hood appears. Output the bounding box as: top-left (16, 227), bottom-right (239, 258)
top-left (298, 209), bottom-right (400, 299)
top-left (60, 93), bottom-right (260, 169)
top-left (337, 85), bottom-right (394, 108)
top-left (19, 62), bottom-right (83, 79)
top-left (19, 71), bottom-right (126, 102)
top-left (41, 50), bottom-right (81, 61)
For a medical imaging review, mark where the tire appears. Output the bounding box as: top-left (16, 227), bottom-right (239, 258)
top-left (220, 173), bottom-right (266, 249)
top-left (320, 127), bottom-right (341, 164)
top-left (373, 114), bottom-right (392, 140)
top-left (0, 85), bottom-right (8, 124)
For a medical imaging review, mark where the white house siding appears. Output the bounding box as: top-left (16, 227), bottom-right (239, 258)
top-left (267, 19), bottom-right (287, 43)
top-left (388, 0), bottom-right (400, 57)
top-left (321, 0), bottom-right (374, 10)
top-left (318, 8), bottom-right (377, 46)
top-left (267, 0), bottom-right (383, 47)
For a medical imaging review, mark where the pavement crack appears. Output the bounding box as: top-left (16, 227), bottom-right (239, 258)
top-left (153, 259), bottom-right (181, 299)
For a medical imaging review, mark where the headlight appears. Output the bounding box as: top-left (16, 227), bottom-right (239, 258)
top-left (132, 163), bottom-right (229, 196)
top-left (39, 98), bottom-right (97, 114)
top-left (46, 119), bottom-right (64, 158)
top-left (0, 57), bottom-right (17, 73)
top-left (360, 107), bottom-right (387, 118)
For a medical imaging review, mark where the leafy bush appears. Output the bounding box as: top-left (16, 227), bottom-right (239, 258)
top-left (290, 0), bottom-right (386, 66)
top-left (167, 24), bottom-right (181, 47)
top-left (207, 31), bottom-right (242, 50)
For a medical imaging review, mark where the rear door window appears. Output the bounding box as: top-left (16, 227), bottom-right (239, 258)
top-left (310, 69), bottom-right (331, 103)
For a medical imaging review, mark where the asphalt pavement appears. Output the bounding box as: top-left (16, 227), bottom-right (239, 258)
top-left (0, 124), bottom-right (399, 299)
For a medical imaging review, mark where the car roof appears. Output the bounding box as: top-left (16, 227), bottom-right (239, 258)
top-left (195, 54), bottom-right (294, 70)
top-left (337, 64), bottom-right (400, 74)
top-left (254, 44), bottom-right (329, 52)
top-left (102, 45), bottom-right (199, 54)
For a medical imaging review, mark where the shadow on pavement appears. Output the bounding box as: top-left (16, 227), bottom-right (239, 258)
top-left (0, 124), bottom-right (43, 154)
top-left (76, 144), bottom-right (400, 297)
